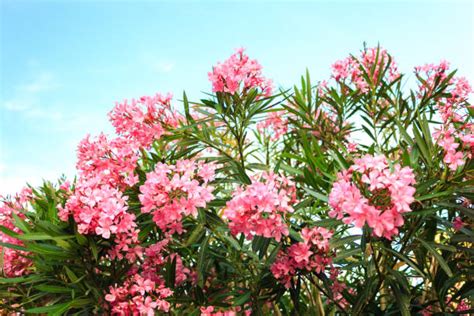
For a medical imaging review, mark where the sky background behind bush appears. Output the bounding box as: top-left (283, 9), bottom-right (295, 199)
top-left (1, 0), bottom-right (473, 194)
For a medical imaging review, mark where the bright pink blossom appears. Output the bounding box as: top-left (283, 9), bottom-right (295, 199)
top-left (271, 226), bottom-right (333, 288)
top-left (139, 159), bottom-right (215, 234)
top-left (61, 133), bottom-right (141, 256)
top-left (105, 274), bottom-right (172, 315)
top-left (200, 306), bottom-right (251, 316)
top-left (0, 189), bottom-right (33, 277)
top-left (58, 178), bottom-right (139, 257)
top-left (416, 61), bottom-right (473, 170)
top-left (76, 133), bottom-right (139, 188)
top-left (208, 48), bottom-right (272, 96)
top-left (332, 47), bottom-right (399, 93)
top-left (109, 93), bottom-right (183, 148)
top-left (328, 154), bottom-right (416, 239)
top-left (224, 172), bottom-right (297, 242)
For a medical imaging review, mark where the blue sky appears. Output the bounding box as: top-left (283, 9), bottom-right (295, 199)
top-left (1, 0), bottom-right (473, 194)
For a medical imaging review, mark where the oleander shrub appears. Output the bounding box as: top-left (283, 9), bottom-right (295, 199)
top-left (1, 46), bottom-right (473, 315)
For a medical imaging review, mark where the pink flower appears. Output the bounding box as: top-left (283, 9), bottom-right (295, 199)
top-left (208, 48), bottom-right (272, 96)
top-left (59, 177), bottom-right (139, 257)
top-left (453, 217), bottom-right (464, 231)
top-left (139, 159), bottom-right (215, 234)
top-left (271, 225), bottom-right (333, 288)
top-left (289, 243), bottom-right (313, 264)
top-left (301, 227), bottom-right (333, 252)
top-left (76, 134), bottom-right (139, 188)
top-left (0, 190), bottom-right (34, 277)
top-left (329, 154), bottom-right (416, 240)
top-left (224, 172), bottom-right (297, 242)
top-left (109, 92), bottom-right (182, 148)
top-left (105, 274), bottom-right (172, 314)
top-left (444, 150), bottom-right (465, 170)
top-left (416, 62), bottom-right (473, 170)
top-left (331, 47), bottom-right (399, 93)
top-left (257, 111), bottom-right (289, 141)
top-left (347, 142), bottom-right (358, 153)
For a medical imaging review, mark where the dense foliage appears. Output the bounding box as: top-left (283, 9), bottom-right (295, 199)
top-left (1, 46), bottom-right (473, 315)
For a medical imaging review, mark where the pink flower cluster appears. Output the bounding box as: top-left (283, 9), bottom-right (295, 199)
top-left (208, 48), bottom-right (272, 96)
top-left (224, 172), bottom-right (296, 242)
top-left (257, 111), bottom-right (289, 141)
top-left (271, 226), bottom-right (333, 288)
top-left (105, 238), bottom-right (197, 314)
top-left (140, 239), bottom-right (192, 286)
top-left (416, 61), bottom-right (473, 170)
top-left (139, 159), bottom-right (216, 234)
top-left (327, 268), bottom-right (354, 309)
top-left (109, 93), bottom-right (182, 148)
top-left (0, 188), bottom-right (33, 277)
top-left (421, 297), bottom-right (471, 315)
top-left (328, 154), bottom-right (416, 239)
top-left (332, 47), bottom-right (399, 93)
top-left (76, 133), bottom-right (139, 188)
top-left (105, 274), bottom-right (173, 315)
top-left (200, 306), bottom-right (251, 316)
top-left (59, 178), bottom-right (137, 241)
top-left (60, 133), bottom-right (141, 258)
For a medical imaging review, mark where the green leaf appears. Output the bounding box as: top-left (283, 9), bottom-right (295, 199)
top-left (12, 212), bottom-right (30, 233)
top-left (34, 284), bottom-right (72, 294)
top-left (388, 279), bottom-right (410, 316)
top-left (27, 243), bottom-right (72, 258)
top-left (303, 187), bottom-right (328, 202)
top-left (329, 235), bottom-right (361, 249)
top-left (417, 238), bottom-right (453, 277)
top-left (280, 163), bottom-right (304, 176)
top-left (64, 266), bottom-right (79, 283)
top-left (164, 255), bottom-right (177, 289)
top-left (417, 191), bottom-right (452, 202)
top-left (334, 248), bottom-right (361, 262)
top-left (89, 238), bottom-right (98, 261)
top-left (381, 246), bottom-right (427, 278)
top-left (0, 274), bottom-right (44, 284)
top-left (233, 291), bottom-right (251, 306)
top-left (25, 299), bottom-right (91, 314)
top-left (20, 233), bottom-right (74, 241)
top-left (185, 223), bottom-right (205, 247)
top-left (197, 234), bottom-right (210, 287)
top-left (26, 302), bottom-right (71, 314)
top-left (413, 124), bottom-right (432, 166)
top-left (0, 241), bottom-right (29, 252)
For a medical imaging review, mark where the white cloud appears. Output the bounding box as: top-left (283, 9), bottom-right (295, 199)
top-left (2, 98), bottom-right (34, 111)
top-left (2, 71), bottom-right (60, 114)
top-left (150, 60), bottom-right (175, 73)
top-left (17, 72), bottom-right (59, 93)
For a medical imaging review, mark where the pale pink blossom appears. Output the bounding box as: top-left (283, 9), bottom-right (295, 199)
top-left (257, 111), bottom-right (288, 141)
